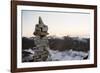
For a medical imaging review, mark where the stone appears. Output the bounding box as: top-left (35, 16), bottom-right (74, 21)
top-left (33, 16), bottom-right (51, 62)
top-left (33, 16), bottom-right (49, 36)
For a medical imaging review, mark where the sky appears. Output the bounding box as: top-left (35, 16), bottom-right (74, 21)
top-left (22, 10), bottom-right (91, 38)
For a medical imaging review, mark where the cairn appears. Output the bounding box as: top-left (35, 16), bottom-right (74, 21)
top-left (33, 16), bottom-right (51, 61)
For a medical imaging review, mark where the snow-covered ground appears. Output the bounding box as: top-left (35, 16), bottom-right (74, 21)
top-left (22, 48), bottom-right (89, 62)
top-left (49, 49), bottom-right (89, 61)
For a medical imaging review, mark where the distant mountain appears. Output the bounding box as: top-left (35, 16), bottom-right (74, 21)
top-left (22, 36), bottom-right (90, 52)
top-left (22, 37), bottom-right (36, 50)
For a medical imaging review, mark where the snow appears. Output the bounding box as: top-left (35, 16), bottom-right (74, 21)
top-left (22, 48), bottom-right (89, 62)
top-left (49, 49), bottom-right (88, 61)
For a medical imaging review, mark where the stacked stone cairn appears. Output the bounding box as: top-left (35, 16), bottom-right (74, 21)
top-left (33, 16), bottom-right (51, 61)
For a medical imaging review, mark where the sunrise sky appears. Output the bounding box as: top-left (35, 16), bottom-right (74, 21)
top-left (22, 10), bottom-right (91, 38)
